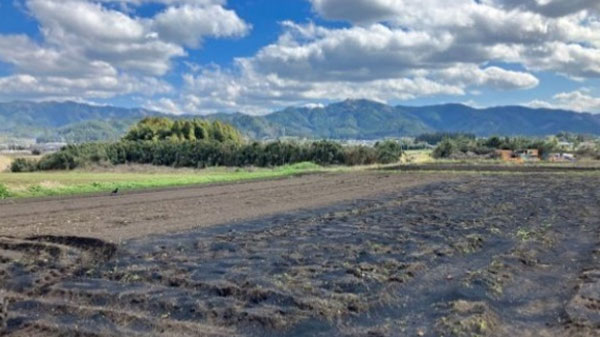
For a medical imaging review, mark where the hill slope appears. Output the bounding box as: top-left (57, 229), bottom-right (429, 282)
top-left (401, 104), bottom-right (600, 136)
top-left (1, 100), bottom-right (599, 142)
top-left (0, 101), bottom-right (156, 141)
top-left (265, 100), bottom-right (432, 139)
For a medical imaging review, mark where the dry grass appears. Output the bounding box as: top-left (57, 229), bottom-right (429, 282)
top-left (0, 156), bottom-right (12, 172)
top-left (401, 150), bottom-right (434, 164)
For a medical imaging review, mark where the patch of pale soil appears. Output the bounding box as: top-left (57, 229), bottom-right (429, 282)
top-left (0, 172), bottom-right (451, 242)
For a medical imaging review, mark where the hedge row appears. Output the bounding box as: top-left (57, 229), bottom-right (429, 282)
top-left (12, 140), bottom-right (403, 172)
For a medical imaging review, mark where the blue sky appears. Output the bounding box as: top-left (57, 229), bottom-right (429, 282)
top-left (1, 0), bottom-right (600, 114)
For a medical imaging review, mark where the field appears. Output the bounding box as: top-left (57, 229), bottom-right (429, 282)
top-left (0, 162), bottom-right (329, 199)
top-left (1, 171), bottom-right (600, 336)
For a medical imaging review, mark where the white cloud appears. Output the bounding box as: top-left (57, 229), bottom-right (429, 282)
top-left (172, 22), bottom-right (539, 114)
top-left (160, 0), bottom-right (600, 114)
top-left (311, 0), bottom-right (600, 23)
top-left (250, 23), bottom-right (539, 88)
top-left (439, 65), bottom-right (539, 90)
top-left (152, 4), bottom-right (250, 48)
top-left (0, 73), bottom-right (172, 101)
top-left (490, 0), bottom-right (600, 18)
top-left (23, 0), bottom-right (248, 75)
top-left (0, 0), bottom-right (248, 101)
top-left (310, 0), bottom-right (402, 24)
top-left (527, 89), bottom-right (600, 113)
top-left (143, 97), bottom-right (183, 114)
top-left (2, 0), bottom-right (600, 113)
top-left (307, 0), bottom-right (600, 80)
top-left (0, 34), bottom-right (118, 77)
top-left (176, 61), bottom-right (466, 115)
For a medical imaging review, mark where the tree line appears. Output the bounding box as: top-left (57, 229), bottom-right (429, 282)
top-left (431, 135), bottom-right (559, 159)
top-left (11, 118), bottom-right (403, 172)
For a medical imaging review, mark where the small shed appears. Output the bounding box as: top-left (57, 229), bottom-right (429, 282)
top-left (496, 150), bottom-right (523, 163)
top-left (549, 153), bottom-right (576, 162)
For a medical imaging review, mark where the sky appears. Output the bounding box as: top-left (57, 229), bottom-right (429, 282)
top-left (1, 0), bottom-right (600, 115)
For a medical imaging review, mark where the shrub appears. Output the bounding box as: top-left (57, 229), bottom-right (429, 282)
top-left (37, 151), bottom-right (78, 170)
top-left (375, 140), bottom-right (403, 164)
top-left (576, 144), bottom-right (600, 160)
top-left (432, 138), bottom-right (459, 158)
top-left (10, 158), bottom-right (39, 172)
top-left (309, 141), bottom-right (345, 165)
top-left (344, 146), bottom-right (378, 166)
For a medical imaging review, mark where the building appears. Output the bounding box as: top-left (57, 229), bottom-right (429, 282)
top-left (549, 153), bottom-right (576, 162)
top-left (497, 150), bottom-right (522, 163)
top-left (496, 149), bottom-right (540, 163)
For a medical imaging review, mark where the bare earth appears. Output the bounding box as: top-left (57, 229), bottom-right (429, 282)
top-left (0, 172), bottom-right (448, 242)
top-left (1, 172), bottom-right (600, 337)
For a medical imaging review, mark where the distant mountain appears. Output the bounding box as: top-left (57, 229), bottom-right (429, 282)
top-left (399, 103), bottom-right (600, 136)
top-left (0, 99), bottom-right (599, 142)
top-left (204, 113), bottom-right (283, 140)
top-left (266, 100), bottom-right (432, 139)
top-left (0, 101), bottom-right (159, 142)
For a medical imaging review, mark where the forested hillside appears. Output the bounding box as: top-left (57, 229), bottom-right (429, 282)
top-left (1, 100), bottom-right (599, 142)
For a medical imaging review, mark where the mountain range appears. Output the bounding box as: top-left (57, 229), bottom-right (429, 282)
top-left (1, 100), bottom-right (599, 143)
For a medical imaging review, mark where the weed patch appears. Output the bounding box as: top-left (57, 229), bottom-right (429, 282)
top-left (0, 184), bottom-right (10, 199)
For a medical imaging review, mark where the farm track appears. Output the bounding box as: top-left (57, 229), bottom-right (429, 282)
top-left (1, 172), bottom-right (600, 336)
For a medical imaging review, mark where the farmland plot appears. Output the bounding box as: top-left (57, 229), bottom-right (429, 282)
top-left (1, 174), bottom-right (599, 336)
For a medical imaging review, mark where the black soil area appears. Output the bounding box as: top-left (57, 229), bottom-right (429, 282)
top-left (387, 163), bottom-right (600, 173)
top-left (1, 174), bottom-right (600, 336)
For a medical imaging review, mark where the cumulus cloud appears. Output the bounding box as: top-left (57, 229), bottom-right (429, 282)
top-left (312, 0), bottom-right (600, 23)
top-left (2, 0), bottom-right (600, 113)
top-left (0, 73), bottom-right (172, 101)
top-left (174, 60), bottom-right (466, 115)
top-left (152, 4), bottom-right (249, 48)
top-left (490, 0), bottom-right (600, 18)
top-left (0, 0), bottom-right (248, 101)
top-left (527, 89), bottom-right (600, 113)
top-left (307, 0), bottom-right (600, 79)
top-left (310, 0), bottom-right (401, 24)
top-left (161, 0), bottom-right (600, 114)
top-left (143, 97), bottom-right (183, 114)
top-left (172, 21), bottom-right (539, 114)
top-left (438, 65), bottom-right (539, 90)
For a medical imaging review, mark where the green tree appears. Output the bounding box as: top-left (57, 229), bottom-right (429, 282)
top-left (375, 140), bottom-right (403, 164)
top-left (432, 138), bottom-right (458, 158)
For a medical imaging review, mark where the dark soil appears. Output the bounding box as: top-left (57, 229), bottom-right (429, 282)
top-left (387, 163), bottom-right (600, 173)
top-left (1, 174), bottom-right (600, 336)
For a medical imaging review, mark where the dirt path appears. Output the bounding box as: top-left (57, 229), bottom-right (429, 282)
top-left (0, 172), bottom-right (450, 242)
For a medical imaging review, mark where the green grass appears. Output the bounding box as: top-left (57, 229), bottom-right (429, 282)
top-left (0, 162), bottom-right (330, 199)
